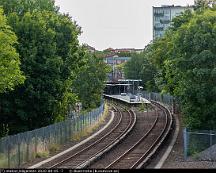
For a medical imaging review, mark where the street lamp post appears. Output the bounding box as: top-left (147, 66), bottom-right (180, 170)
top-left (112, 56), bottom-right (115, 81)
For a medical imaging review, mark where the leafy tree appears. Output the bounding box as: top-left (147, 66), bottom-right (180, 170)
top-left (0, 8), bottom-right (25, 93)
top-left (123, 3), bottom-right (216, 130)
top-left (0, 0), bottom-right (114, 137)
top-left (0, 8), bottom-right (25, 136)
top-left (194, 0), bottom-right (215, 11)
top-left (0, 0), bottom-right (58, 16)
top-left (124, 52), bottom-right (158, 91)
top-left (171, 9), bottom-right (193, 31)
top-left (93, 50), bottom-right (106, 59)
top-left (124, 54), bottom-right (143, 79)
top-left (147, 8), bottom-right (194, 94)
top-left (169, 9), bottom-right (216, 129)
top-left (149, 8), bottom-right (216, 129)
top-left (73, 49), bottom-right (109, 110)
top-left (0, 8), bottom-right (81, 135)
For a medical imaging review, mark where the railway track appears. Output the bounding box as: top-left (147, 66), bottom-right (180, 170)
top-left (39, 103), bottom-right (137, 168)
top-left (88, 101), bottom-right (173, 169)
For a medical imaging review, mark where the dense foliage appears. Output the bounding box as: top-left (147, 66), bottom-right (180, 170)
top-left (0, 8), bottom-right (25, 94)
top-left (0, 0), bottom-right (107, 137)
top-left (0, 0), bottom-right (58, 15)
top-left (152, 7), bottom-right (216, 129)
top-left (169, 9), bottom-right (216, 129)
top-left (124, 3), bottom-right (216, 129)
top-left (124, 52), bottom-right (158, 91)
top-left (73, 50), bottom-right (109, 110)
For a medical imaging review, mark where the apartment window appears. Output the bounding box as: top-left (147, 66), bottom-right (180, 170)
top-left (164, 10), bottom-right (169, 14)
top-left (155, 17), bottom-right (160, 21)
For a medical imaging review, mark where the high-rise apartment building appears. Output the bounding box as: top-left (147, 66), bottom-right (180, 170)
top-left (153, 5), bottom-right (193, 40)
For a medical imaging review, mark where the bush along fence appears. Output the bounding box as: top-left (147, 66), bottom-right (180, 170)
top-left (0, 103), bottom-right (104, 168)
top-left (183, 128), bottom-right (216, 160)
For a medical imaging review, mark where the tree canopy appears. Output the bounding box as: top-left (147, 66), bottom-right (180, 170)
top-left (124, 4), bottom-right (216, 130)
top-left (0, 0), bottom-right (107, 137)
top-left (169, 9), bottom-right (216, 129)
top-left (146, 6), bottom-right (216, 129)
top-left (124, 52), bottom-right (158, 91)
top-left (0, 8), bottom-right (25, 94)
top-left (73, 49), bottom-right (109, 110)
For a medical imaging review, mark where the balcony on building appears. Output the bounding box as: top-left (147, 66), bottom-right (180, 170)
top-left (153, 12), bottom-right (164, 17)
top-left (154, 24), bottom-right (164, 31)
top-left (160, 19), bottom-right (170, 24)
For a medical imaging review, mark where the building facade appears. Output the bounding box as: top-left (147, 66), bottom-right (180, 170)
top-left (153, 5), bottom-right (193, 39)
top-left (104, 55), bottom-right (131, 82)
top-left (104, 48), bottom-right (143, 54)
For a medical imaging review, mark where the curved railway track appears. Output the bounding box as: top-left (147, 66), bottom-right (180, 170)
top-left (88, 101), bottom-right (173, 169)
top-left (39, 103), bottom-right (137, 168)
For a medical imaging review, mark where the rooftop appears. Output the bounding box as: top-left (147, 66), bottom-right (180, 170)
top-left (153, 5), bottom-right (193, 8)
top-left (118, 79), bottom-right (142, 82)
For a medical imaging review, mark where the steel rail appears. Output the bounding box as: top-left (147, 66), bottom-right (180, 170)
top-left (105, 102), bottom-right (172, 169)
top-left (48, 103), bottom-right (136, 168)
top-left (131, 102), bottom-right (169, 168)
top-left (135, 101), bottom-right (173, 169)
top-left (105, 103), bottom-right (160, 169)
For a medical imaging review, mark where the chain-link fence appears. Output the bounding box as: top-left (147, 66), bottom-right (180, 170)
top-left (183, 128), bottom-right (216, 160)
top-left (139, 91), bottom-right (216, 161)
top-left (139, 91), bottom-right (174, 112)
top-left (0, 103), bottom-right (104, 168)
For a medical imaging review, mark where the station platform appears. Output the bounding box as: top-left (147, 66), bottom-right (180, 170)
top-left (103, 94), bottom-right (151, 104)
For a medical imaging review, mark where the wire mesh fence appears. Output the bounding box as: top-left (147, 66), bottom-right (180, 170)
top-left (0, 103), bottom-right (104, 168)
top-left (139, 91), bottom-right (174, 112)
top-left (183, 128), bottom-right (216, 160)
top-left (139, 91), bottom-right (216, 161)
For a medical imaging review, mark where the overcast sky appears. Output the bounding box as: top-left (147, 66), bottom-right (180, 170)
top-left (55, 0), bottom-right (194, 51)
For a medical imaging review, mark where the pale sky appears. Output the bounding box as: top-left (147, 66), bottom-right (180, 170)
top-left (55, 0), bottom-right (194, 51)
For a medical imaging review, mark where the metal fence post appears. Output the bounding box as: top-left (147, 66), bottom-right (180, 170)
top-left (27, 134), bottom-right (30, 162)
top-left (83, 115), bottom-right (85, 131)
top-left (90, 112), bottom-right (92, 126)
top-left (69, 120), bottom-right (72, 139)
top-left (183, 128), bottom-right (188, 160)
top-left (210, 130), bottom-right (212, 147)
top-left (80, 115), bottom-right (82, 131)
top-left (34, 131), bottom-right (37, 155)
top-left (18, 135), bottom-right (21, 167)
top-left (7, 137), bottom-right (10, 168)
top-left (64, 122), bottom-right (67, 142)
top-left (88, 112), bottom-right (90, 127)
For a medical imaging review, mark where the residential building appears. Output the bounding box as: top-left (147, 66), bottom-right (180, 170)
top-left (114, 48), bottom-right (143, 53)
top-left (104, 48), bottom-right (143, 54)
top-left (104, 55), bottom-right (131, 81)
top-left (153, 5), bottom-right (193, 39)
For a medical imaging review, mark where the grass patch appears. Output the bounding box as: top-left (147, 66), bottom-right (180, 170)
top-left (191, 151), bottom-right (200, 160)
top-left (139, 103), bottom-right (146, 112)
top-left (49, 144), bottom-right (60, 154)
top-left (0, 153), bottom-right (8, 168)
top-left (71, 103), bottom-right (109, 142)
top-left (35, 151), bottom-right (49, 159)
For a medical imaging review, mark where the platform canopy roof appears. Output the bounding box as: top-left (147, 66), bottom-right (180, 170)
top-left (118, 79), bottom-right (142, 82)
top-left (105, 84), bottom-right (132, 86)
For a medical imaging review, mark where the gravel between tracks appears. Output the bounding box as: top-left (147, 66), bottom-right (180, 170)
top-left (88, 105), bottom-right (162, 169)
top-left (162, 113), bottom-right (216, 169)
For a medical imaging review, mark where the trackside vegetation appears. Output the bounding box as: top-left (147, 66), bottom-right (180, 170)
top-left (124, 1), bottom-right (216, 130)
top-left (0, 0), bottom-right (108, 137)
